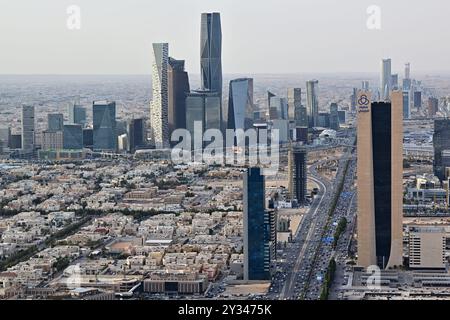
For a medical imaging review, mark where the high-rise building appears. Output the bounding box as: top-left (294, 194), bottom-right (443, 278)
top-left (48, 113), bottom-right (64, 131)
top-left (21, 105), bottom-right (35, 152)
top-left (200, 12), bottom-right (222, 99)
top-left (317, 112), bottom-right (330, 128)
top-left (413, 91), bottom-right (422, 109)
top-left (227, 78), bottom-right (254, 132)
top-left (271, 119), bottom-right (289, 143)
top-left (269, 97), bottom-right (288, 120)
top-left (0, 127), bottom-right (11, 149)
top-left (186, 91), bottom-right (222, 144)
top-left (150, 43), bottom-right (170, 149)
top-left (243, 167), bottom-right (276, 280)
top-left (10, 135), bottom-right (22, 149)
top-left (68, 104), bottom-right (87, 126)
top-left (338, 110), bottom-right (346, 124)
top-left (428, 97), bottom-right (439, 116)
top-left (402, 78), bottom-right (412, 91)
top-left (433, 119), bottom-right (450, 181)
top-left (63, 124), bottom-right (83, 149)
top-left (408, 226), bottom-right (446, 269)
top-left (329, 103), bottom-right (340, 131)
top-left (168, 57), bottom-right (190, 136)
top-left (391, 74), bottom-right (399, 90)
top-left (362, 81), bottom-right (370, 91)
top-left (351, 88), bottom-right (358, 113)
top-left (288, 145), bottom-right (307, 205)
top-left (127, 118), bottom-right (145, 153)
top-left (405, 62), bottom-right (411, 80)
top-left (380, 58), bottom-right (392, 100)
top-left (83, 128), bottom-right (93, 150)
top-left (402, 91), bottom-right (411, 119)
top-left (93, 101), bottom-right (117, 152)
top-left (294, 106), bottom-right (308, 127)
top-left (42, 130), bottom-right (63, 150)
top-left (287, 88), bottom-right (301, 121)
top-left (306, 80), bottom-right (319, 127)
top-left (357, 91), bottom-right (403, 269)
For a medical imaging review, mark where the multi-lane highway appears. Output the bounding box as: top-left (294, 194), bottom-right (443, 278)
top-left (269, 131), bottom-right (356, 300)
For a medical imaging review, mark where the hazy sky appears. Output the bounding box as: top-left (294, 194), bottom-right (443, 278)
top-left (1, 0), bottom-right (449, 75)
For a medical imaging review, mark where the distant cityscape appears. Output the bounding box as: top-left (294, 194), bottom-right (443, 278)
top-left (2, 11), bottom-right (450, 302)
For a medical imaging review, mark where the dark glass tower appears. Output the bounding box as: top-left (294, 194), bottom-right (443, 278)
top-left (47, 114), bottom-right (64, 131)
top-left (63, 124), bottom-right (83, 149)
top-left (200, 13), bottom-right (222, 98)
top-left (93, 101), bottom-right (117, 152)
top-left (288, 145), bottom-right (307, 206)
top-left (433, 119), bottom-right (450, 181)
top-left (243, 167), bottom-right (275, 280)
top-left (127, 118), bottom-right (145, 153)
top-left (168, 58), bottom-right (190, 137)
top-left (357, 91), bottom-right (403, 269)
top-left (371, 102), bottom-right (393, 268)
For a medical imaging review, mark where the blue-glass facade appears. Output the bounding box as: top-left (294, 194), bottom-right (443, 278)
top-left (243, 167), bottom-right (274, 280)
top-left (63, 124), bottom-right (83, 150)
top-left (93, 101), bottom-right (117, 152)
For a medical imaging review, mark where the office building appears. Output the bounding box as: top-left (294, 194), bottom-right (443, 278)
top-left (317, 113), bottom-right (330, 128)
top-left (288, 145), bottom-right (307, 205)
top-left (433, 119), bottom-right (450, 181)
top-left (42, 130), bottom-right (63, 150)
top-left (294, 127), bottom-right (308, 144)
top-left (168, 57), bottom-right (190, 136)
top-left (150, 43), bottom-right (170, 149)
top-left (227, 78), bottom-right (254, 131)
top-left (362, 81), bottom-right (370, 91)
top-left (269, 97), bottom-right (288, 120)
top-left (414, 91), bottom-right (422, 109)
top-left (10, 134), bottom-right (22, 149)
top-left (93, 101), bottom-right (117, 152)
top-left (271, 119), bottom-right (289, 143)
top-left (403, 78), bottom-right (412, 91)
top-left (405, 62), bottom-right (411, 80)
top-left (428, 97), bottom-right (439, 116)
top-left (126, 118), bottom-right (145, 153)
top-left (68, 104), bottom-right (87, 125)
top-left (338, 110), bottom-right (346, 124)
top-left (48, 113), bottom-right (64, 131)
top-left (357, 91), bottom-right (403, 269)
top-left (380, 58), bottom-right (392, 100)
top-left (243, 167), bottom-right (275, 280)
top-left (306, 80), bottom-right (319, 127)
top-left (403, 91), bottom-right (411, 119)
top-left (329, 103), bottom-right (340, 131)
top-left (200, 12), bottom-right (222, 99)
top-left (186, 91), bottom-right (222, 143)
top-left (287, 88), bottom-right (301, 120)
top-left (391, 74), bottom-right (399, 90)
top-left (0, 127), bottom-right (11, 149)
top-left (21, 105), bottom-right (35, 152)
top-left (294, 105), bottom-right (308, 127)
top-left (409, 226), bottom-right (446, 269)
top-left (83, 128), bottom-right (93, 149)
top-left (63, 124), bottom-right (83, 150)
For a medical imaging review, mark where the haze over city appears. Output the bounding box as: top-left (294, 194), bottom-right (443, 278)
top-left (1, 0), bottom-right (450, 74)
